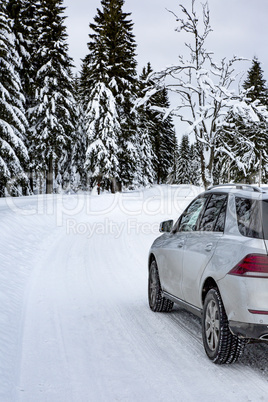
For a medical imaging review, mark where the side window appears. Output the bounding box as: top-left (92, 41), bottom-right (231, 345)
top-left (214, 198), bottom-right (227, 232)
top-left (262, 201), bottom-right (268, 240)
top-left (235, 197), bottom-right (263, 239)
top-left (178, 196), bottom-right (207, 232)
top-left (199, 194), bottom-right (227, 232)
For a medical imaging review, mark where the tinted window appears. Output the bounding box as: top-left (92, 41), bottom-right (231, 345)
top-left (178, 196), bottom-right (207, 232)
top-left (262, 200), bottom-right (268, 240)
top-left (199, 194), bottom-right (227, 232)
top-left (214, 198), bottom-right (227, 232)
top-left (235, 197), bottom-right (263, 239)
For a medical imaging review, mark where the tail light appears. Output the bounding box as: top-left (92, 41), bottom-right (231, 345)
top-left (248, 309), bottom-right (268, 315)
top-left (228, 254), bottom-right (268, 278)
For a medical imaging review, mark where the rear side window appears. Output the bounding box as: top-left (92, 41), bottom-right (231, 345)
top-left (199, 194), bottom-right (227, 232)
top-left (235, 197), bottom-right (263, 239)
top-left (262, 201), bottom-right (268, 240)
top-left (214, 198), bottom-right (227, 232)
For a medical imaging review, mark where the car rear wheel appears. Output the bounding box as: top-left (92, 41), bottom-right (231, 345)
top-left (148, 260), bottom-right (173, 312)
top-left (202, 288), bottom-right (245, 364)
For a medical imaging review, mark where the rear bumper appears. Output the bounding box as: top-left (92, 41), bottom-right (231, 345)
top-left (229, 321), bottom-right (268, 341)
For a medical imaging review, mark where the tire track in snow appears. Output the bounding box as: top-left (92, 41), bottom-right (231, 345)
top-left (17, 231), bottom-right (78, 401)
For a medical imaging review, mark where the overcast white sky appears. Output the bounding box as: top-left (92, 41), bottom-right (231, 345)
top-left (63, 0), bottom-right (268, 79)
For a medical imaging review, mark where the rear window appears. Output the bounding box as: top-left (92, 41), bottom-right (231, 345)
top-left (235, 197), bottom-right (264, 239)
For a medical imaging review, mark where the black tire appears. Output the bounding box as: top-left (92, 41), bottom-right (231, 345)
top-left (202, 288), bottom-right (245, 364)
top-left (148, 260), bottom-right (173, 312)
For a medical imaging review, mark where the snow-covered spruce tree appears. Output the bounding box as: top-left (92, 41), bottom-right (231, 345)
top-left (84, 81), bottom-right (120, 192)
top-left (81, 0), bottom-right (138, 192)
top-left (0, 1), bottom-right (28, 197)
top-left (7, 0), bottom-right (40, 192)
top-left (28, 0), bottom-right (75, 194)
top-left (138, 63), bottom-right (177, 184)
top-left (174, 135), bottom-right (200, 185)
top-left (69, 75), bottom-right (88, 191)
top-left (138, 0), bottom-right (268, 189)
top-left (216, 107), bottom-right (268, 184)
top-left (151, 87), bottom-right (177, 184)
top-left (241, 58), bottom-right (268, 182)
top-left (176, 135), bottom-right (192, 184)
top-left (189, 142), bottom-right (201, 185)
top-left (243, 57), bottom-right (268, 106)
top-left (214, 59), bottom-right (268, 185)
top-left (80, 49), bottom-right (120, 192)
top-left (136, 64), bottom-right (158, 186)
top-left (6, 1), bottom-right (38, 108)
top-left (135, 102), bottom-right (155, 187)
top-left (166, 142), bottom-right (179, 184)
top-left (137, 129), bottom-right (155, 186)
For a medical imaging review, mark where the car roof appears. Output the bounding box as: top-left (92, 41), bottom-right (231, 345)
top-left (206, 184), bottom-right (268, 200)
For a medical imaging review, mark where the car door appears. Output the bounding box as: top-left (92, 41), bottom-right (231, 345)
top-left (181, 193), bottom-right (227, 308)
top-left (159, 195), bottom-right (208, 299)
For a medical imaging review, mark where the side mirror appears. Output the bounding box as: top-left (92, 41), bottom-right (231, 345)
top-left (159, 220), bottom-right (173, 233)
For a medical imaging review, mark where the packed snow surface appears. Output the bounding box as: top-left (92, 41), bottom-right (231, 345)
top-left (0, 185), bottom-right (268, 402)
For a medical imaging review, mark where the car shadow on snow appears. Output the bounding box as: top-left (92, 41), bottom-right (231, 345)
top-left (166, 306), bottom-right (268, 373)
top-left (240, 342), bottom-right (268, 373)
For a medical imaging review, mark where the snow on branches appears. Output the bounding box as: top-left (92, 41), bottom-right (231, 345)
top-left (138, 0), bottom-right (267, 188)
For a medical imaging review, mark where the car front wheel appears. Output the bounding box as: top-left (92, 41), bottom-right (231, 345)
top-left (202, 288), bottom-right (244, 364)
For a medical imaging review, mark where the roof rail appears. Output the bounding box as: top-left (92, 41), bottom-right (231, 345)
top-left (208, 183), bottom-right (265, 193)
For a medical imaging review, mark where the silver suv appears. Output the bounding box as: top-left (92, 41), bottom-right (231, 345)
top-left (148, 184), bottom-right (268, 364)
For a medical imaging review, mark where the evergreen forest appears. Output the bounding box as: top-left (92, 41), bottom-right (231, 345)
top-left (1, 0), bottom-right (268, 196)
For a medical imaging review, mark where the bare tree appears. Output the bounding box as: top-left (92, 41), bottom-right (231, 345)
top-left (139, 0), bottom-right (262, 188)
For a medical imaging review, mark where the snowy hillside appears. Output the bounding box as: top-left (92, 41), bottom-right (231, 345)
top-left (0, 185), bottom-right (268, 402)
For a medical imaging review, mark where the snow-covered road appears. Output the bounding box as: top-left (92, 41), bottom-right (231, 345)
top-left (1, 186), bottom-right (268, 401)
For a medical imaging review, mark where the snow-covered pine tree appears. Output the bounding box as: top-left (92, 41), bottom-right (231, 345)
top-left (135, 115), bottom-right (155, 187)
top-left (7, 0), bottom-right (40, 192)
top-left (70, 114), bottom-right (87, 191)
top-left (136, 64), bottom-right (157, 186)
top-left (80, 38), bottom-right (120, 192)
top-left (81, 0), bottom-right (138, 192)
top-left (216, 108), bottom-right (268, 184)
top-left (215, 59), bottom-right (268, 184)
top-left (176, 135), bottom-right (192, 184)
top-left (6, 1), bottom-right (37, 108)
top-left (151, 87), bottom-right (177, 184)
top-left (189, 142), bottom-right (201, 185)
top-left (84, 81), bottom-right (120, 192)
top-left (0, 1), bottom-right (28, 197)
top-left (241, 58), bottom-right (268, 183)
top-left (166, 142), bottom-right (179, 185)
top-left (243, 57), bottom-right (268, 106)
top-left (70, 75), bottom-right (88, 191)
top-left (28, 0), bottom-right (75, 194)
top-left (137, 63), bottom-right (177, 184)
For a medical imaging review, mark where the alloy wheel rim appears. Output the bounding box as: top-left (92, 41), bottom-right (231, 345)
top-left (205, 299), bottom-right (220, 351)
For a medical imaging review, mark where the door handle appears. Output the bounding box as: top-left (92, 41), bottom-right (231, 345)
top-left (205, 243), bottom-right (213, 252)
